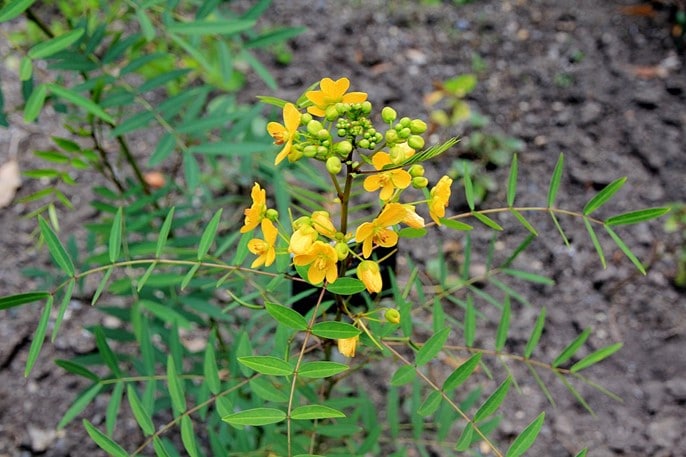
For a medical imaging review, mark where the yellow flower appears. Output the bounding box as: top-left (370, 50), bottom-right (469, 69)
top-left (267, 103), bottom-right (301, 165)
top-left (355, 203), bottom-right (406, 258)
top-left (248, 219), bottom-right (278, 268)
top-left (401, 203), bottom-right (425, 228)
top-left (363, 152), bottom-right (412, 201)
top-left (428, 176), bottom-right (453, 225)
top-left (357, 260), bottom-right (382, 293)
top-left (305, 77), bottom-right (368, 117)
top-left (289, 224), bottom-right (318, 255)
top-left (311, 211), bottom-right (337, 239)
top-left (337, 335), bottom-right (359, 358)
top-left (240, 183), bottom-right (267, 233)
top-left (293, 240), bottom-right (339, 284)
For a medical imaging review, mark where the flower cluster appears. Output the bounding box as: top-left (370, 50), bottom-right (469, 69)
top-left (242, 77), bottom-right (455, 356)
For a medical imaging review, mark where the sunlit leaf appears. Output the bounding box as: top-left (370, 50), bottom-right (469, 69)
top-left (570, 342), bottom-right (623, 373)
top-left (443, 353), bottom-right (482, 392)
top-left (506, 412), bottom-right (545, 457)
top-left (298, 361), bottom-right (348, 379)
top-left (25, 296), bottom-right (52, 376)
top-left (0, 291), bottom-right (50, 311)
top-left (83, 420), bottom-right (128, 457)
top-left (583, 177), bottom-right (626, 216)
top-left (311, 321), bottom-right (361, 339)
top-left (552, 328), bottom-right (591, 368)
top-left (474, 377), bottom-right (512, 422)
top-left (327, 277), bottom-right (366, 295)
top-left (28, 28), bottom-right (84, 59)
top-left (524, 308), bottom-right (546, 359)
top-left (547, 153), bottom-right (564, 207)
top-left (605, 207), bottom-right (670, 226)
top-left (238, 356), bottom-right (293, 376)
top-left (507, 153), bottom-right (518, 207)
top-left (39, 217), bottom-right (75, 276)
top-left (415, 327), bottom-right (450, 366)
top-left (440, 218), bottom-right (473, 231)
top-left (222, 408), bottom-right (286, 427)
top-left (127, 385), bottom-right (154, 435)
top-left (291, 404), bottom-right (346, 420)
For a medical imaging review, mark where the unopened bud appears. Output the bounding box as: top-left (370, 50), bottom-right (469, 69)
top-left (409, 119), bottom-right (428, 134)
top-left (317, 129), bottom-right (330, 140)
top-left (300, 113), bottom-right (313, 125)
top-left (409, 164), bottom-right (425, 177)
top-left (334, 140), bottom-right (353, 156)
top-left (265, 208), bottom-right (279, 221)
top-left (381, 106), bottom-right (397, 123)
top-left (335, 242), bottom-right (349, 260)
top-left (384, 308), bottom-right (401, 324)
top-left (326, 156), bottom-right (342, 174)
top-left (307, 120), bottom-right (324, 135)
top-left (385, 129), bottom-right (399, 144)
top-left (407, 135), bottom-right (425, 150)
top-left (412, 176), bottom-right (429, 188)
top-left (325, 105), bottom-right (339, 121)
top-left (360, 101), bottom-right (372, 114)
top-left (303, 145), bottom-right (317, 158)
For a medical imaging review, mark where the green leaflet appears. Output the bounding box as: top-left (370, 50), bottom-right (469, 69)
top-left (25, 296), bottom-right (53, 376)
top-left (547, 153), bottom-right (564, 207)
top-left (506, 412), bottom-right (545, 457)
top-left (222, 408), bottom-right (287, 427)
top-left (583, 177), bottom-right (626, 215)
top-left (507, 153), bottom-right (518, 207)
top-left (570, 342), bottom-right (623, 373)
top-left (28, 28), bottom-right (84, 59)
top-left (552, 328), bottom-right (591, 368)
top-left (38, 217), bottom-right (75, 276)
top-left (290, 404), bottom-right (346, 420)
top-left (415, 327), bottom-right (450, 366)
top-left (237, 356), bottom-right (293, 376)
top-left (83, 420), bottom-right (128, 457)
top-left (474, 377), bottom-right (512, 422)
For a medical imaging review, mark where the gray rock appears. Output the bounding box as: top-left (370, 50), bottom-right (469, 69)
top-left (648, 417), bottom-right (682, 448)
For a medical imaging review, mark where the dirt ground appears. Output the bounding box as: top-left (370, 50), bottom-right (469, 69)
top-left (1, 0), bottom-right (685, 456)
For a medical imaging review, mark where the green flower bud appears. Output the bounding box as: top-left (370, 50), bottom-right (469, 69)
top-left (307, 120), bottom-right (324, 135)
top-left (409, 119), bottom-right (428, 134)
top-left (337, 128), bottom-right (347, 137)
top-left (409, 164), bottom-right (425, 177)
top-left (316, 146), bottom-right (329, 157)
top-left (317, 129), bottom-right (330, 140)
top-left (384, 308), bottom-right (401, 324)
top-left (335, 242), bottom-right (349, 261)
top-left (385, 129), bottom-right (399, 144)
top-left (334, 140), bottom-right (353, 156)
top-left (265, 208), bottom-right (279, 221)
top-left (398, 127), bottom-right (411, 139)
top-left (407, 134), bottom-right (425, 150)
top-left (335, 103), bottom-right (350, 115)
top-left (399, 117), bottom-right (411, 128)
top-left (358, 138), bottom-right (370, 149)
top-left (412, 176), bottom-right (429, 188)
top-left (303, 145), bottom-right (317, 158)
top-left (326, 156), bottom-right (342, 174)
top-left (325, 105), bottom-right (339, 121)
top-left (381, 106), bottom-right (397, 123)
top-left (300, 113), bottom-right (313, 125)
top-left (361, 101), bottom-right (372, 114)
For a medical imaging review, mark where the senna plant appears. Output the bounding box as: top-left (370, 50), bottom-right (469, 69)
top-left (0, 76), bottom-right (670, 457)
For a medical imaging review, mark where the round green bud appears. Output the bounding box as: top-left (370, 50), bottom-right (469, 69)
top-left (307, 120), bottom-right (324, 135)
top-left (381, 106), bottom-right (397, 123)
top-left (398, 127), bottom-right (411, 139)
top-left (399, 117), bottom-right (411, 128)
top-left (300, 113), bottom-right (313, 125)
top-left (361, 101), bottom-right (372, 114)
top-left (407, 134), bottom-right (425, 150)
top-left (384, 308), bottom-right (401, 324)
top-left (290, 146), bottom-right (304, 162)
top-left (317, 129), bottom-right (330, 140)
top-left (409, 119), bottom-right (428, 134)
top-left (325, 105), bottom-right (339, 121)
top-left (265, 208), bottom-right (279, 221)
top-left (358, 138), bottom-right (370, 149)
top-left (303, 145), bottom-right (317, 158)
top-left (412, 176), bottom-right (429, 188)
top-left (335, 103), bottom-right (350, 115)
top-left (385, 129), bottom-right (399, 144)
top-left (317, 145), bottom-right (329, 157)
top-left (334, 140), bottom-right (353, 156)
top-left (335, 242), bottom-right (349, 261)
top-left (337, 129), bottom-right (347, 137)
top-left (409, 164), bottom-right (425, 177)
top-left (326, 156), bottom-right (342, 174)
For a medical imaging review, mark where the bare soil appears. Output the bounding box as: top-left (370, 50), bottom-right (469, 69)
top-left (1, 1), bottom-right (685, 456)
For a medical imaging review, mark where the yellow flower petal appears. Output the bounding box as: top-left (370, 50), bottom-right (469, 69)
top-left (337, 335), bottom-right (359, 358)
